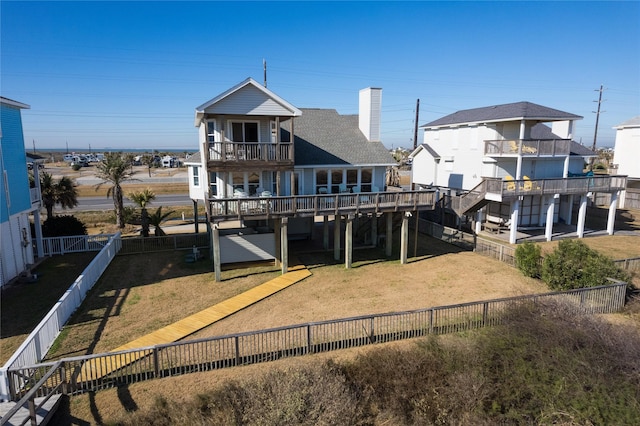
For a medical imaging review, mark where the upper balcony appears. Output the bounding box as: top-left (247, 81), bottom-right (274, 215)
top-left (484, 139), bottom-right (571, 157)
top-left (205, 141), bottom-right (294, 172)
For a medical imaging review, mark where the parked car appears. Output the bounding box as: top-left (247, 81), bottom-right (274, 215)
top-left (71, 159), bottom-right (89, 167)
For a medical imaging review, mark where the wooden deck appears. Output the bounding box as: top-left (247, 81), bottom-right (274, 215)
top-left (79, 263), bottom-right (311, 380)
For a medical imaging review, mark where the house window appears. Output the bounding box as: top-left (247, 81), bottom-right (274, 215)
top-left (207, 121), bottom-right (216, 143)
top-left (231, 122), bottom-right (259, 142)
top-left (331, 170), bottom-right (343, 193)
top-left (248, 172), bottom-right (260, 196)
top-left (444, 158), bottom-right (454, 172)
top-left (209, 172), bottom-right (217, 197)
top-left (270, 121), bottom-right (277, 143)
top-left (346, 169), bottom-right (358, 191)
top-left (232, 173), bottom-right (245, 193)
top-left (193, 166), bottom-right (200, 187)
top-left (316, 170), bottom-right (328, 194)
top-left (361, 169), bottom-right (372, 192)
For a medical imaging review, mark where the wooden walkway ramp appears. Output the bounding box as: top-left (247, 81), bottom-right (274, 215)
top-left (80, 263), bottom-right (311, 380)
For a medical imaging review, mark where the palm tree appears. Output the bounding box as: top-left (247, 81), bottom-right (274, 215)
top-left (40, 171), bottom-right (79, 219)
top-left (149, 206), bottom-right (174, 236)
top-left (94, 152), bottom-right (137, 228)
top-left (128, 188), bottom-right (156, 237)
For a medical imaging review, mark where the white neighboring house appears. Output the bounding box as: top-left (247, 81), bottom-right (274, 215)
top-left (612, 116), bottom-right (640, 209)
top-left (410, 101), bottom-right (626, 244)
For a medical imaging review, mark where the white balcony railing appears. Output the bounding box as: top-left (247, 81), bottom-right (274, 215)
top-left (484, 139), bottom-right (572, 157)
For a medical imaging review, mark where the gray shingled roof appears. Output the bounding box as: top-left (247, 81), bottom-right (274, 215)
top-left (184, 152), bottom-right (201, 164)
top-left (615, 116), bottom-right (640, 128)
top-left (422, 101), bottom-right (583, 127)
top-left (289, 108), bottom-right (395, 166)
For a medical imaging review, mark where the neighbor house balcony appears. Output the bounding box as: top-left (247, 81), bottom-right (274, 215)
top-left (207, 190), bottom-right (436, 221)
top-left (454, 175), bottom-right (627, 216)
top-left (205, 141), bottom-right (294, 172)
top-left (484, 139), bottom-right (571, 157)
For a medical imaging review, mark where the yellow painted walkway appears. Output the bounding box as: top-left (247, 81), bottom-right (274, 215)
top-left (80, 263), bottom-right (311, 380)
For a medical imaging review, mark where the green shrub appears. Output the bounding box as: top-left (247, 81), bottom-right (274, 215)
top-left (41, 215), bottom-right (87, 237)
top-left (541, 239), bottom-right (630, 290)
top-left (514, 241), bottom-right (541, 278)
top-left (71, 164), bottom-right (82, 171)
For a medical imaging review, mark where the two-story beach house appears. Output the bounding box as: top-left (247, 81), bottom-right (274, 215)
top-left (188, 78), bottom-right (436, 278)
top-left (612, 116), bottom-right (640, 209)
top-left (410, 101), bottom-right (626, 244)
top-left (1, 97), bottom-right (43, 288)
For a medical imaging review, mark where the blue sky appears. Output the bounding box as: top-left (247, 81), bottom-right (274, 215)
top-left (2, 1), bottom-right (639, 151)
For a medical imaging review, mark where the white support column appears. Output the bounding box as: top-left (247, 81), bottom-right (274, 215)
top-left (545, 196), bottom-right (555, 241)
top-left (475, 210), bottom-right (482, 234)
top-left (345, 215), bottom-right (353, 269)
top-left (281, 217), bottom-right (288, 274)
top-left (607, 192), bottom-right (618, 235)
top-left (213, 225), bottom-right (221, 282)
top-left (400, 213), bottom-right (409, 264)
top-left (33, 209), bottom-right (44, 258)
top-left (515, 120), bottom-right (526, 179)
top-left (563, 155), bottom-right (570, 178)
top-left (334, 215), bottom-right (341, 260)
top-left (509, 199), bottom-right (520, 244)
top-left (577, 195), bottom-right (588, 238)
top-left (274, 219), bottom-right (281, 267)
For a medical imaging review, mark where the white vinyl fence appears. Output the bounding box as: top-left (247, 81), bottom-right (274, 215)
top-left (0, 233), bottom-right (122, 401)
top-left (41, 234), bottom-right (115, 256)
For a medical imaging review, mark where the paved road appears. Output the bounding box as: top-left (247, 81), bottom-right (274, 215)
top-left (72, 194), bottom-right (192, 211)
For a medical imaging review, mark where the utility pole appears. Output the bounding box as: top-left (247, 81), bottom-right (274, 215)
top-left (263, 59), bottom-right (267, 88)
top-left (591, 85), bottom-right (605, 169)
top-left (411, 99), bottom-right (420, 190)
top-left (413, 99), bottom-right (420, 151)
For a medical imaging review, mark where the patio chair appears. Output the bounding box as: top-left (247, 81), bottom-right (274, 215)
top-left (339, 183), bottom-right (349, 193)
top-left (351, 186), bottom-right (361, 193)
top-left (318, 187), bottom-right (328, 194)
top-left (504, 175), bottom-right (516, 191)
top-left (522, 175), bottom-right (533, 191)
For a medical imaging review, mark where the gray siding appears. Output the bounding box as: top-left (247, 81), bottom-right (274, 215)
top-left (205, 84), bottom-right (295, 116)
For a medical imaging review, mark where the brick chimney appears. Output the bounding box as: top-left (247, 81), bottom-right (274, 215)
top-left (359, 87), bottom-right (382, 141)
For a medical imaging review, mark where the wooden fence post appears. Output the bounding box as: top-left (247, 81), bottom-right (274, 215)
top-left (153, 348), bottom-right (160, 378)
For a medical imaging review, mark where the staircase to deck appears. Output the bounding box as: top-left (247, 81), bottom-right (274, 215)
top-left (452, 179), bottom-right (501, 217)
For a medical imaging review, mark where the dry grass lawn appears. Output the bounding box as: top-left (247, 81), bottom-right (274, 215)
top-left (6, 231), bottom-right (635, 424)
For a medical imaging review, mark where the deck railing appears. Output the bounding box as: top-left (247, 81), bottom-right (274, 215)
top-left (41, 234), bottom-right (116, 256)
top-left (117, 233), bottom-right (209, 255)
top-left (208, 190), bottom-right (437, 220)
top-left (0, 233), bottom-right (122, 402)
top-left (484, 139), bottom-right (572, 157)
top-left (455, 176), bottom-right (627, 215)
top-left (4, 282), bottom-right (627, 404)
top-left (207, 141), bottom-right (293, 163)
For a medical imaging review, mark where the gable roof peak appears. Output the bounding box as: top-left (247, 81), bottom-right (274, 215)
top-left (194, 77), bottom-right (302, 126)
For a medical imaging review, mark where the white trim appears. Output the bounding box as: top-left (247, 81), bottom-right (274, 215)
top-left (0, 97), bottom-right (30, 109)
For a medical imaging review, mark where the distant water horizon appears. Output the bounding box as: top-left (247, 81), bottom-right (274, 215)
top-left (28, 147), bottom-right (197, 154)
